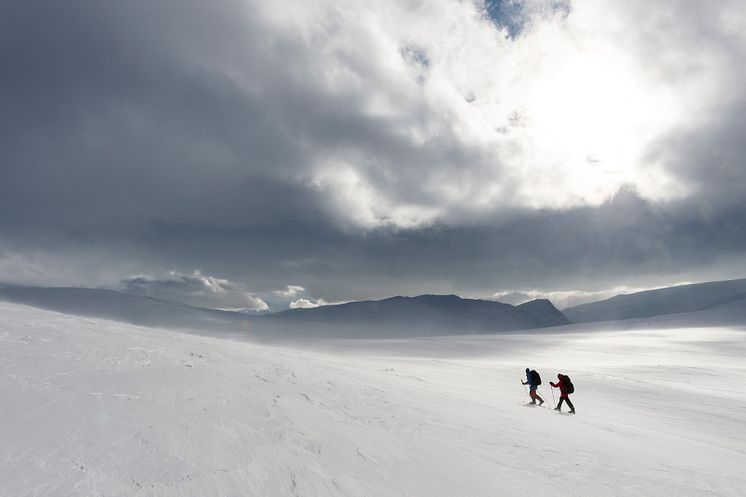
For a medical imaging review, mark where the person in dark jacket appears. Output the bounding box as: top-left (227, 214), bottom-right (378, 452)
top-left (551, 374), bottom-right (575, 414)
top-left (521, 368), bottom-right (544, 405)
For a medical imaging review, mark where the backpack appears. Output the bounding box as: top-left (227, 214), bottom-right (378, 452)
top-left (531, 370), bottom-right (542, 386)
top-left (564, 375), bottom-right (574, 394)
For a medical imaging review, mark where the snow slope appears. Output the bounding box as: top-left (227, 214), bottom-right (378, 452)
top-left (564, 278), bottom-right (746, 323)
top-left (0, 286), bottom-right (252, 333)
top-left (1, 302), bottom-right (745, 496)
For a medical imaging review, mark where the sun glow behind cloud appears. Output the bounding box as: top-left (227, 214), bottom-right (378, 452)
top-left (503, 29), bottom-right (684, 207)
top-left (259, 0), bottom-right (734, 229)
top-left (2, 0), bottom-right (745, 302)
top-left (443, 0), bottom-right (695, 210)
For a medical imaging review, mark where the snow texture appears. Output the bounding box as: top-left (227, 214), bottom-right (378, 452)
top-left (1, 301), bottom-right (745, 496)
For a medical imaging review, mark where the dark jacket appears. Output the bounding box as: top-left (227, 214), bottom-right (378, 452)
top-left (551, 376), bottom-right (570, 396)
top-left (523, 370), bottom-right (539, 388)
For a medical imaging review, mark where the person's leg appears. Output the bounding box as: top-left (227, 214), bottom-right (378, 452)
top-left (529, 389), bottom-right (537, 404)
top-left (536, 392), bottom-right (544, 405)
top-left (555, 397), bottom-right (564, 411)
top-left (565, 396), bottom-right (575, 413)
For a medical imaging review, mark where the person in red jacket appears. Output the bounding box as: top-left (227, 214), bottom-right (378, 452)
top-left (550, 374), bottom-right (575, 414)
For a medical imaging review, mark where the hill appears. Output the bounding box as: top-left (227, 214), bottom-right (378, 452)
top-left (564, 278), bottom-right (746, 323)
top-left (0, 286), bottom-right (251, 333)
top-left (0, 286), bottom-right (569, 338)
top-left (259, 294), bottom-right (569, 337)
top-left (1, 300), bottom-right (744, 496)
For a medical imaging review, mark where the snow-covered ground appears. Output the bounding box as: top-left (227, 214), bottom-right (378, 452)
top-left (1, 301), bottom-right (745, 497)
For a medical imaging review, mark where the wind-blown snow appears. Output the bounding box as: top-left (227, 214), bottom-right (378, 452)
top-left (563, 278), bottom-right (746, 323)
top-left (1, 302), bottom-right (745, 496)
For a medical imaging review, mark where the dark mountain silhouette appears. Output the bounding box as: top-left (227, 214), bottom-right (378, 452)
top-left (0, 286), bottom-right (569, 338)
top-left (260, 294), bottom-right (570, 337)
top-left (563, 278), bottom-right (746, 324)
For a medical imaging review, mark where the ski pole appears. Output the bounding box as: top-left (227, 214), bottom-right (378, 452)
top-left (550, 384), bottom-right (556, 408)
top-left (521, 381), bottom-right (529, 398)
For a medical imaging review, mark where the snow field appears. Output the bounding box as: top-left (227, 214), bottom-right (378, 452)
top-left (1, 302), bottom-right (745, 496)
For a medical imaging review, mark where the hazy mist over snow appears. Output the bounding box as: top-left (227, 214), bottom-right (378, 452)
top-left (492, 282), bottom-right (694, 309)
top-left (2, 0), bottom-right (746, 307)
top-left (2, 301), bottom-right (745, 495)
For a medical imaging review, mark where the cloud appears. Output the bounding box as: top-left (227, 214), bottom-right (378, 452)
top-left (4, 0), bottom-right (744, 232)
top-left (121, 271), bottom-right (229, 296)
top-left (273, 285), bottom-right (306, 298)
top-left (1, 0), bottom-right (745, 302)
top-left (219, 295), bottom-right (271, 314)
top-left (119, 271), bottom-right (269, 312)
top-left (289, 298), bottom-right (329, 309)
top-left (270, 286), bottom-right (337, 310)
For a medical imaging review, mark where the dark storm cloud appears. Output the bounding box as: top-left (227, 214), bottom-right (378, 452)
top-left (0, 0), bottom-right (485, 233)
top-left (91, 188), bottom-right (746, 303)
top-left (0, 0), bottom-right (314, 232)
top-left (652, 102), bottom-right (746, 208)
top-left (1, 0), bottom-right (746, 307)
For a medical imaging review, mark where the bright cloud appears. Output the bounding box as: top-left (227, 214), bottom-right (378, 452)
top-left (2, 0), bottom-right (745, 299)
top-left (119, 271), bottom-right (268, 312)
top-left (273, 285), bottom-right (307, 298)
top-left (241, 294), bottom-right (271, 313)
top-left (250, 0), bottom-right (744, 228)
top-left (289, 298), bottom-right (329, 309)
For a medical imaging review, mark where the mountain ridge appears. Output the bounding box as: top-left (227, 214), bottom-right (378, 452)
top-left (262, 293), bottom-right (570, 337)
top-left (0, 286), bottom-right (252, 332)
top-left (0, 286), bottom-right (569, 338)
top-left (563, 278), bottom-right (746, 323)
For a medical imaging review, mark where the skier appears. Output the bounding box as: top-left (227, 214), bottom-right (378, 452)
top-left (550, 373), bottom-right (575, 414)
top-left (522, 368), bottom-right (544, 405)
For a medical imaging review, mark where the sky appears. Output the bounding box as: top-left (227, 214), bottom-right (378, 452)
top-left (1, 0), bottom-right (746, 311)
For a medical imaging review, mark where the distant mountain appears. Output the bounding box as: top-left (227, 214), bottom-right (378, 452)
top-left (0, 286), bottom-right (570, 338)
top-left (0, 286), bottom-right (252, 333)
top-left (564, 278), bottom-right (746, 324)
top-left (258, 294), bottom-right (570, 337)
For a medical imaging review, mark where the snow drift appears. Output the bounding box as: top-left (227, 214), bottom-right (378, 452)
top-left (1, 301), bottom-right (744, 496)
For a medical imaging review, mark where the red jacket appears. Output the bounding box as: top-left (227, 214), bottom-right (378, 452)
top-left (551, 376), bottom-right (570, 396)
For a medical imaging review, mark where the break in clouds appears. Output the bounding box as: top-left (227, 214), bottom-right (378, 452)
top-left (1, 0), bottom-right (746, 307)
